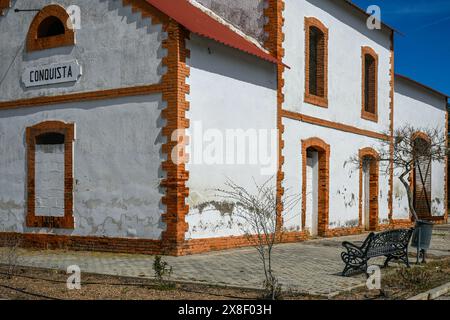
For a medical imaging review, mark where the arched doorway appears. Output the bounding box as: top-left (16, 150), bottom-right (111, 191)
top-left (412, 133), bottom-right (432, 220)
top-left (302, 138), bottom-right (330, 237)
top-left (359, 148), bottom-right (379, 231)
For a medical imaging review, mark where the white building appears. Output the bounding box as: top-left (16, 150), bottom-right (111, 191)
top-left (0, 0), bottom-right (447, 255)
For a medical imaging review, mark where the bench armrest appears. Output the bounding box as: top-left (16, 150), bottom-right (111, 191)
top-left (342, 241), bottom-right (365, 258)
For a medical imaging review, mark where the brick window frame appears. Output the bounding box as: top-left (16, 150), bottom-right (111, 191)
top-left (26, 121), bottom-right (75, 229)
top-left (0, 0), bottom-right (10, 15)
top-left (361, 46), bottom-right (379, 122)
top-left (26, 4), bottom-right (75, 52)
top-left (301, 137), bottom-right (330, 236)
top-left (358, 147), bottom-right (379, 231)
top-left (304, 17), bottom-right (328, 108)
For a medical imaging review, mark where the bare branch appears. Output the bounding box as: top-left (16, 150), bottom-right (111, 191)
top-left (349, 124), bottom-right (448, 221)
top-left (212, 176), bottom-right (301, 299)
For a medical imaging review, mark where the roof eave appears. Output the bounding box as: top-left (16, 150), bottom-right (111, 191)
top-left (396, 74), bottom-right (449, 100)
top-left (342, 0), bottom-right (403, 36)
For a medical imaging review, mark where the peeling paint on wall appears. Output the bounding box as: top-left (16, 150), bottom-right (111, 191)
top-left (336, 187), bottom-right (356, 209)
top-left (0, 199), bottom-right (23, 232)
top-left (0, 94), bottom-right (166, 239)
top-left (194, 201), bottom-right (235, 216)
top-left (193, 0), bottom-right (267, 44)
top-left (185, 34), bottom-right (277, 240)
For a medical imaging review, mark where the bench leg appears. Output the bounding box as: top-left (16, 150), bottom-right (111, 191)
top-left (383, 256), bottom-right (393, 268)
top-left (342, 265), bottom-right (351, 277)
top-left (404, 248), bottom-right (411, 268)
top-left (342, 264), bottom-right (362, 276)
top-left (400, 254), bottom-right (410, 268)
top-left (342, 261), bottom-right (368, 277)
top-left (384, 252), bottom-right (410, 269)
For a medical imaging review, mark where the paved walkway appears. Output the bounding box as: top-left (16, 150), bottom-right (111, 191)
top-left (1, 226), bottom-right (449, 297)
top-left (426, 224), bottom-right (450, 257)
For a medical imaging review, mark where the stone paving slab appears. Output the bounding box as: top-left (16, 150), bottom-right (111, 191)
top-left (426, 226), bottom-right (450, 257)
top-left (1, 226), bottom-right (449, 297)
top-left (0, 239), bottom-right (368, 296)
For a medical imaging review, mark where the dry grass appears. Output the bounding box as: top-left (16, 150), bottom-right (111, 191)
top-left (335, 258), bottom-right (450, 300)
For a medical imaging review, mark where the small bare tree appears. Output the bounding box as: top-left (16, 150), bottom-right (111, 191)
top-left (351, 125), bottom-right (448, 221)
top-left (216, 177), bottom-right (300, 300)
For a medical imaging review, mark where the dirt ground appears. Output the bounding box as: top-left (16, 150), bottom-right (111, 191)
top-left (2, 258), bottom-right (450, 300)
top-left (334, 257), bottom-right (450, 300)
top-left (0, 264), bottom-right (317, 300)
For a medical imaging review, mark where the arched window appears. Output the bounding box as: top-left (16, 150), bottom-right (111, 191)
top-left (36, 132), bottom-right (65, 145)
top-left (26, 121), bottom-right (75, 229)
top-left (37, 16), bottom-right (66, 38)
top-left (361, 47), bottom-right (379, 122)
top-left (304, 17), bottom-right (328, 108)
top-left (412, 134), bottom-right (432, 219)
top-left (26, 4), bottom-right (75, 52)
top-left (308, 27), bottom-right (324, 96)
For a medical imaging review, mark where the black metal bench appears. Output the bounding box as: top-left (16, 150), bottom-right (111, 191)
top-left (341, 228), bottom-right (414, 276)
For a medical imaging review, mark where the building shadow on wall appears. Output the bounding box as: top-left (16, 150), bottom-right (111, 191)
top-left (306, 0), bottom-right (392, 50)
top-left (187, 35), bottom-right (278, 91)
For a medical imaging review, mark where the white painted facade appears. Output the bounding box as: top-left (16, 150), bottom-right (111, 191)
top-left (0, 94), bottom-right (166, 238)
top-left (0, 0), bottom-right (447, 249)
top-left (0, 0), bottom-right (279, 242)
top-left (393, 76), bottom-right (448, 219)
top-left (283, 121), bottom-right (392, 231)
top-left (0, 0), bottom-right (163, 102)
top-left (0, 0), bottom-right (167, 239)
top-left (281, 0), bottom-right (393, 232)
top-left (185, 35), bottom-right (278, 239)
top-left (283, 0), bottom-right (392, 134)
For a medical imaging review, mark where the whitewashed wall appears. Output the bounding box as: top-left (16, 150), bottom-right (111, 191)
top-left (283, 0), bottom-right (392, 134)
top-left (0, 94), bottom-right (166, 239)
top-left (0, 0), bottom-right (164, 102)
top-left (185, 35), bottom-right (278, 239)
top-left (281, 0), bottom-right (393, 231)
top-left (282, 120), bottom-right (391, 231)
top-left (393, 76), bottom-right (448, 219)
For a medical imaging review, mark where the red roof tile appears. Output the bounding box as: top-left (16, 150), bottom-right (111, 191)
top-left (145, 0), bottom-right (279, 64)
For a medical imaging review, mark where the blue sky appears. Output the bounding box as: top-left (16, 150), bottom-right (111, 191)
top-left (352, 0), bottom-right (450, 97)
